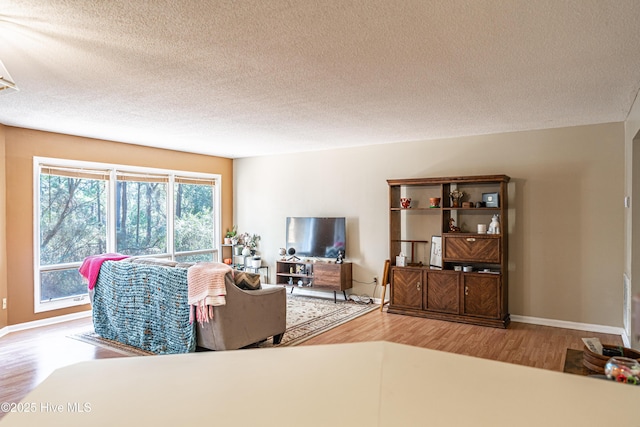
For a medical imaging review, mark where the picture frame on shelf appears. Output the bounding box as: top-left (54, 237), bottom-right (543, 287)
top-left (482, 192), bottom-right (499, 208)
top-left (429, 236), bottom-right (442, 269)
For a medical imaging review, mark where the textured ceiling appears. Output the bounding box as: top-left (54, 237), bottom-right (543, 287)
top-left (1, 1), bottom-right (640, 158)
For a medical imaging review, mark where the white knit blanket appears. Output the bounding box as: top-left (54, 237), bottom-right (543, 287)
top-left (187, 262), bottom-right (232, 324)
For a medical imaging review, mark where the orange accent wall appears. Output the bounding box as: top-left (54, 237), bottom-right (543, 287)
top-left (4, 126), bottom-right (233, 325)
top-left (0, 125), bottom-right (7, 329)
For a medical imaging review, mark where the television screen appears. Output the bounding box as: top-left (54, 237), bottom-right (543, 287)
top-left (286, 217), bottom-right (346, 258)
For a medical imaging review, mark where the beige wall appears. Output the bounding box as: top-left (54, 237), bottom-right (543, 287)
top-left (4, 127), bottom-right (233, 325)
top-left (236, 123), bottom-right (625, 328)
top-left (1, 122), bottom-right (626, 330)
top-left (0, 125), bottom-right (7, 329)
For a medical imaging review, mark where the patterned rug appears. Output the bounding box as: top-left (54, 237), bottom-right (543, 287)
top-left (70, 294), bottom-right (377, 355)
top-left (256, 294), bottom-right (377, 348)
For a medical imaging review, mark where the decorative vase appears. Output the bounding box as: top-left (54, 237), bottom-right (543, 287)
top-left (429, 197), bottom-right (441, 208)
top-left (242, 246), bottom-right (251, 257)
top-left (224, 237), bottom-right (232, 245)
top-left (450, 190), bottom-right (464, 208)
top-left (400, 197), bottom-right (411, 209)
top-left (604, 357), bottom-right (640, 384)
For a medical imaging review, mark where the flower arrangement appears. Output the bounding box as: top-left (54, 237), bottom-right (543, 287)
top-left (238, 232), bottom-right (261, 252)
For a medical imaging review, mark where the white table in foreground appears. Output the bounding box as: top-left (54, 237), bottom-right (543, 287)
top-left (2, 341), bottom-right (639, 426)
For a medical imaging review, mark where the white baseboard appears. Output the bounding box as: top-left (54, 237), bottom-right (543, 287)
top-left (511, 314), bottom-right (626, 339)
top-left (2, 310), bottom-right (91, 336)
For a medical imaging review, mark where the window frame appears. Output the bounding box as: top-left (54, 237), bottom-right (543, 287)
top-left (33, 156), bottom-right (222, 313)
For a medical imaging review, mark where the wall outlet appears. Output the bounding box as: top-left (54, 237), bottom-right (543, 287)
top-left (2, 298), bottom-right (6, 310)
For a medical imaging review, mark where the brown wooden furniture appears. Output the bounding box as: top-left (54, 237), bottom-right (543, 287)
top-left (276, 260), bottom-right (352, 302)
top-left (387, 175), bottom-right (510, 328)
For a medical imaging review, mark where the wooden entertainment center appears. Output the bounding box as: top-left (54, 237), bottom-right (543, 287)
top-left (276, 260), bottom-right (352, 302)
top-left (387, 174), bottom-right (510, 328)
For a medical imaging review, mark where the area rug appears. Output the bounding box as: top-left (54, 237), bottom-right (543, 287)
top-left (71, 333), bottom-right (156, 356)
top-left (70, 294), bottom-right (377, 355)
top-left (256, 294), bottom-right (377, 348)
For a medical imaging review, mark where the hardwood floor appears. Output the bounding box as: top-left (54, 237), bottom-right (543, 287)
top-left (0, 317), bottom-right (122, 419)
top-left (0, 310), bottom-right (623, 421)
top-left (302, 310), bottom-right (623, 370)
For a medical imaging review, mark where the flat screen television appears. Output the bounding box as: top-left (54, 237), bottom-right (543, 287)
top-left (286, 217), bottom-right (346, 258)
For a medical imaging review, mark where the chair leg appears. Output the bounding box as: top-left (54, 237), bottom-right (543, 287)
top-left (380, 259), bottom-right (390, 312)
top-left (379, 283), bottom-right (387, 312)
top-left (273, 333), bottom-right (284, 345)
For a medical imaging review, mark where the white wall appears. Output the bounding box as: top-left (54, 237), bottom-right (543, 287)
top-left (625, 94), bottom-right (640, 347)
top-left (235, 122), bottom-right (625, 328)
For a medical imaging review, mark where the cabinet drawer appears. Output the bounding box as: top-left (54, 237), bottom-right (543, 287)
top-left (443, 235), bottom-right (500, 263)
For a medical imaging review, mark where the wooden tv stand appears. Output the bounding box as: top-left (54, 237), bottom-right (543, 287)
top-left (276, 260), bottom-right (352, 302)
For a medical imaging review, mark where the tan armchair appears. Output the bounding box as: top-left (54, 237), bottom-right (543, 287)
top-left (196, 276), bottom-right (287, 351)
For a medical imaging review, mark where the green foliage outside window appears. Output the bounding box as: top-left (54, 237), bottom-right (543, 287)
top-left (38, 165), bottom-right (217, 304)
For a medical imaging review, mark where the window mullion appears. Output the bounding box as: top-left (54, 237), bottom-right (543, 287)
top-left (107, 169), bottom-right (117, 253)
top-left (167, 175), bottom-right (175, 260)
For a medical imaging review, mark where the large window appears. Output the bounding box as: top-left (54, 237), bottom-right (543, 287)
top-left (34, 158), bottom-right (221, 312)
top-left (38, 167), bottom-right (108, 304)
top-left (115, 172), bottom-right (168, 255)
top-left (173, 177), bottom-right (215, 262)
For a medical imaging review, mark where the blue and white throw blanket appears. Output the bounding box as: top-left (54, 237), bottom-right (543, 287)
top-left (92, 261), bottom-right (196, 354)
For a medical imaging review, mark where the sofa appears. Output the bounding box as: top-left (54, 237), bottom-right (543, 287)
top-left (92, 258), bottom-right (286, 353)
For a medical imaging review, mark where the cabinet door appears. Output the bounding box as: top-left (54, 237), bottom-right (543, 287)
top-left (391, 268), bottom-right (423, 309)
top-left (313, 263), bottom-right (341, 290)
top-left (462, 274), bottom-right (500, 319)
top-left (425, 271), bottom-right (459, 314)
top-left (313, 263), bottom-right (352, 291)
